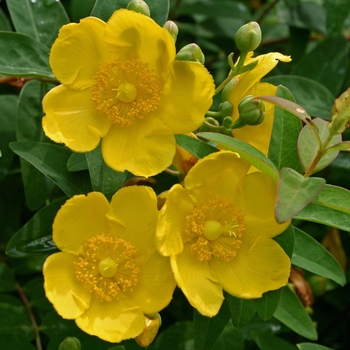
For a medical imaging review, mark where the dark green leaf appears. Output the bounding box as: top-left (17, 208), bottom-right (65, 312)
top-left (295, 184), bottom-right (350, 232)
top-left (6, 0), bottom-right (69, 47)
top-left (0, 8), bottom-right (12, 31)
top-left (175, 134), bottom-right (218, 159)
top-left (0, 32), bottom-right (54, 78)
top-left (9, 141), bottom-right (92, 197)
top-left (40, 311), bottom-right (76, 338)
top-left (273, 286), bottom-right (318, 340)
top-left (23, 277), bottom-right (51, 311)
top-left (212, 322), bottom-right (244, 350)
top-left (292, 227), bottom-right (346, 286)
top-left (0, 95), bottom-right (17, 181)
top-left (5, 197), bottom-right (66, 258)
top-left (193, 300), bottom-right (230, 350)
top-left (17, 80), bottom-right (55, 210)
top-left (0, 262), bottom-right (16, 292)
top-left (67, 152), bottom-right (88, 172)
top-left (264, 75), bottom-right (334, 119)
top-left (325, 0), bottom-right (350, 36)
top-left (253, 289), bottom-right (282, 321)
top-left (196, 132), bottom-right (278, 179)
top-left (225, 293), bottom-right (256, 328)
top-left (107, 346), bottom-right (126, 350)
top-left (0, 333), bottom-right (36, 350)
top-left (85, 144), bottom-right (128, 200)
top-left (291, 36), bottom-right (348, 95)
top-left (273, 224), bottom-right (295, 258)
top-left (297, 343), bottom-right (333, 350)
top-left (252, 331), bottom-right (297, 350)
top-left (268, 85), bottom-right (303, 173)
top-left (276, 167), bottom-right (325, 223)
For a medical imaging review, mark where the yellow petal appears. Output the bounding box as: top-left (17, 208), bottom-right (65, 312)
top-left (42, 85), bottom-right (111, 152)
top-left (50, 17), bottom-right (111, 89)
top-left (210, 236), bottom-right (290, 298)
top-left (235, 172), bottom-right (290, 238)
top-left (171, 244), bottom-right (224, 317)
top-left (101, 117), bottom-right (175, 177)
top-left (43, 252), bottom-right (91, 319)
top-left (104, 9), bottom-right (175, 79)
top-left (184, 151), bottom-right (250, 204)
top-left (232, 82), bottom-right (276, 155)
top-left (158, 61), bottom-right (215, 134)
top-left (53, 192), bottom-right (110, 254)
top-left (156, 184), bottom-right (194, 256)
top-left (106, 186), bottom-right (158, 251)
top-left (76, 295), bottom-right (145, 343)
top-left (127, 251), bottom-right (176, 315)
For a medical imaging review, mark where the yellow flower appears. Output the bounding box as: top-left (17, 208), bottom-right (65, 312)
top-left (42, 9), bottom-right (214, 177)
top-left (43, 186), bottom-right (176, 343)
top-left (229, 52), bottom-right (291, 155)
top-left (156, 151), bottom-right (291, 317)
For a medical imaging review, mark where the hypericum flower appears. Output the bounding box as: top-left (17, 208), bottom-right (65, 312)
top-left (43, 187), bottom-right (175, 343)
top-left (42, 9), bottom-right (214, 177)
top-left (229, 52), bottom-right (291, 155)
top-left (156, 151), bottom-right (291, 317)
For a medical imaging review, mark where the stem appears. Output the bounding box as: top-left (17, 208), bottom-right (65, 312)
top-left (303, 152), bottom-right (322, 178)
top-left (256, 0), bottom-right (281, 24)
top-left (16, 282), bottom-right (43, 350)
top-left (205, 110), bottom-right (222, 118)
top-left (214, 71), bottom-right (234, 95)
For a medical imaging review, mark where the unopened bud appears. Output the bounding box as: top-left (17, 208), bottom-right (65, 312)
top-left (221, 77), bottom-right (239, 102)
top-left (235, 21), bottom-right (262, 52)
top-left (135, 313), bottom-right (161, 348)
top-left (219, 101), bottom-right (233, 118)
top-left (163, 21), bottom-right (179, 41)
top-left (176, 43), bottom-right (205, 64)
top-left (127, 0), bottom-right (150, 17)
top-left (59, 337), bottom-right (81, 350)
top-left (308, 275), bottom-right (329, 297)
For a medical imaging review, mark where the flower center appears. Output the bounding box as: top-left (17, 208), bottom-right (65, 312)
top-left (185, 195), bottom-right (245, 262)
top-left (91, 58), bottom-right (161, 126)
top-left (74, 234), bottom-right (139, 301)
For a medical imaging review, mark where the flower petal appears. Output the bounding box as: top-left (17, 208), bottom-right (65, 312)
top-left (232, 82), bottom-right (276, 155)
top-left (156, 184), bottom-right (194, 256)
top-left (235, 172), bottom-right (290, 238)
top-left (76, 295), bottom-right (145, 343)
top-left (50, 17), bottom-right (111, 89)
top-left (210, 236), bottom-right (290, 298)
top-left (101, 117), bottom-right (175, 177)
top-left (171, 244), bottom-right (224, 317)
top-left (128, 251), bottom-right (176, 315)
top-left (53, 192), bottom-right (110, 254)
top-left (42, 85), bottom-right (111, 152)
top-left (43, 252), bottom-right (91, 319)
top-left (104, 9), bottom-right (175, 80)
top-left (184, 151), bottom-right (250, 204)
top-left (158, 61), bottom-right (215, 134)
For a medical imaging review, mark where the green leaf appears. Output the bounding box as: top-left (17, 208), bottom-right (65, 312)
top-left (91, 0), bottom-right (170, 25)
top-left (0, 8), bottom-right (12, 31)
top-left (268, 85), bottom-right (303, 173)
top-left (17, 80), bottom-right (55, 210)
top-left (225, 293), bottom-right (256, 328)
top-left (40, 311), bottom-right (76, 338)
top-left (6, 0), bottom-right (69, 47)
top-left (5, 197), bottom-right (66, 257)
top-left (273, 224), bottom-right (295, 258)
top-left (252, 331), bottom-right (297, 350)
top-left (273, 286), bottom-right (318, 340)
top-left (0, 262), bottom-right (16, 292)
top-left (196, 132), bottom-right (278, 179)
top-left (175, 134), bottom-right (218, 159)
top-left (297, 343), bottom-right (334, 350)
top-left (9, 141), bottom-right (92, 197)
top-left (295, 184), bottom-right (350, 232)
top-left (212, 322), bottom-right (244, 350)
top-left (276, 167), bottom-right (325, 223)
top-left (253, 289), bottom-right (282, 322)
top-left (290, 35), bottom-right (348, 95)
top-left (0, 32), bottom-right (54, 78)
top-left (67, 152), bottom-right (88, 172)
top-left (292, 227), bottom-right (346, 286)
top-left (0, 334), bottom-right (36, 350)
top-left (326, 141), bottom-right (350, 152)
top-left (193, 301), bottom-right (230, 350)
top-left (298, 118), bottom-right (341, 174)
top-left (264, 75), bottom-right (334, 119)
top-left (0, 94), bottom-right (18, 181)
top-left (85, 144), bottom-right (128, 200)
top-left (325, 0), bottom-right (350, 36)
top-left (23, 277), bottom-right (51, 311)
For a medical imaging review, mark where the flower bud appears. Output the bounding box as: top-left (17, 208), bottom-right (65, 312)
top-left (59, 337), bottom-right (81, 350)
top-left (221, 77), bottom-right (239, 102)
top-left (308, 275), bottom-right (329, 297)
top-left (198, 117), bottom-right (220, 132)
top-left (127, 0), bottom-right (150, 17)
top-left (163, 21), bottom-right (179, 42)
top-left (235, 21), bottom-right (262, 52)
top-left (135, 313), bottom-right (162, 347)
top-left (176, 43), bottom-right (205, 64)
top-left (219, 101), bottom-right (233, 118)
top-left (231, 95), bottom-right (265, 129)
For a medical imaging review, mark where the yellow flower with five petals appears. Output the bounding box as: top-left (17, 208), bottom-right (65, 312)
top-left (42, 9), bottom-right (214, 177)
top-left (156, 151), bottom-right (291, 317)
top-left (43, 186), bottom-right (175, 343)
